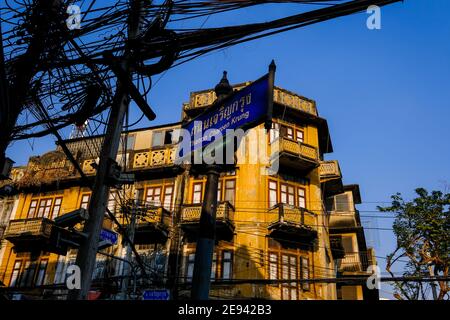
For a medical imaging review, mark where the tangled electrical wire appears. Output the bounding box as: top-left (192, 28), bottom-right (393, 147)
top-left (0, 0), bottom-right (401, 142)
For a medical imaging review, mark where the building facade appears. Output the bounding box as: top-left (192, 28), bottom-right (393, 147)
top-left (0, 81), bottom-right (378, 300)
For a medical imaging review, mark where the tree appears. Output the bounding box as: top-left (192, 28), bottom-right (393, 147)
top-left (378, 188), bottom-right (450, 300)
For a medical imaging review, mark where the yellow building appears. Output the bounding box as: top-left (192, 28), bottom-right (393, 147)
top-left (0, 80), bottom-right (377, 300)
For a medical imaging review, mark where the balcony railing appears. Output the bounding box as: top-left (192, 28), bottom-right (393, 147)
top-left (137, 206), bottom-right (171, 226)
top-left (180, 201), bottom-right (235, 241)
top-left (118, 206), bottom-right (171, 244)
top-left (4, 218), bottom-right (53, 241)
top-left (336, 251), bottom-right (375, 273)
top-left (267, 203), bottom-right (317, 242)
top-left (132, 146), bottom-right (176, 169)
top-left (319, 160), bottom-right (341, 179)
top-left (280, 138), bottom-right (318, 161)
top-left (271, 138), bottom-right (319, 173)
top-left (329, 211), bottom-right (358, 228)
top-left (319, 160), bottom-right (343, 197)
top-left (82, 145), bottom-right (177, 175)
top-left (183, 85), bottom-right (317, 117)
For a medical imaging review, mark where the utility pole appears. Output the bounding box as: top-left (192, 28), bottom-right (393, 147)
top-left (120, 189), bottom-right (142, 299)
top-left (68, 0), bottom-right (146, 300)
top-left (191, 73), bottom-right (233, 300)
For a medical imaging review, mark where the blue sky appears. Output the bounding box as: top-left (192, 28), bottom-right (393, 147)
top-left (6, 0), bottom-right (450, 299)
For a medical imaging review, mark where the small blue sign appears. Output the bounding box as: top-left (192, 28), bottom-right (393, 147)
top-left (99, 228), bottom-right (118, 245)
top-left (181, 74), bottom-right (271, 157)
top-left (143, 289), bottom-right (170, 300)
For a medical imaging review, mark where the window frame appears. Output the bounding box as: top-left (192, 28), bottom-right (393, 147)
top-left (27, 200), bottom-right (38, 219)
top-left (222, 250), bottom-right (233, 280)
top-left (10, 260), bottom-right (23, 287)
top-left (301, 256), bottom-right (310, 291)
top-left (223, 179), bottom-right (236, 206)
top-left (192, 182), bottom-right (203, 204)
top-left (162, 185), bottom-right (174, 211)
top-left (145, 185), bottom-right (163, 206)
top-left (295, 129), bottom-right (304, 143)
top-left (268, 180), bottom-right (278, 208)
top-left (297, 187), bottom-right (306, 209)
top-left (80, 193), bottom-right (91, 209)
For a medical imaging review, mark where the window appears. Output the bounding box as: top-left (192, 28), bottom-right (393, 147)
top-left (80, 194), bottom-right (90, 209)
top-left (296, 130), bottom-right (304, 143)
top-left (151, 131), bottom-right (164, 147)
top-left (269, 180), bottom-right (307, 209)
top-left (222, 251), bottom-right (233, 279)
top-left (224, 180), bottom-right (236, 206)
top-left (286, 127), bottom-right (294, 140)
top-left (107, 192), bottom-right (117, 214)
top-left (217, 181), bottom-right (222, 202)
top-left (297, 188), bottom-right (306, 209)
top-left (269, 123), bottom-right (280, 143)
top-left (341, 235), bottom-right (355, 254)
top-left (335, 194), bottom-right (351, 212)
top-left (171, 129), bottom-right (181, 144)
top-left (10, 260), bottom-right (22, 287)
top-left (54, 256), bottom-right (65, 284)
top-left (192, 183), bottom-right (203, 204)
top-left (119, 134), bottom-right (135, 150)
top-left (301, 257), bottom-right (310, 291)
top-left (163, 185), bottom-right (174, 211)
top-left (269, 181), bottom-right (278, 207)
top-left (145, 186), bottom-right (162, 206)
top-left (269, 253), bottom-right (278, 280)
top-left (280, 184), bottom-right (295, 206)
top-left (281, 255), bottom-right (298, 300)
top-left (186, 253), bottom-right (195, 282)
top-left (51, 197), bottom-right (63, 220)
top-left (27, 200), bottom-right (38, 218)
top-left (35, 259), bottom-right (48, 286)
top-left (152, 130), bottom-right (174, 147)
top-left (37, 199), bottom-right (53, 218)
top-left (211, 252), bottom-right (217, 281)
top-left (164, 130), bottom-right (173, 145)
top-left (20, 261), bottom-right (37, 288)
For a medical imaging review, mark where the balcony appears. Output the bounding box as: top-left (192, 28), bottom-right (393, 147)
top-left (271, 138), bottom-right (319, 174)
top-left (133, 206), bottom-right (171, 244)
top-left (183, 85), bottom-right (317, 118)
top-left (336, 250), bottom-right (375, 273)
top-left (329, 211), bottom-right (358, 229)
top-left (267, 204), bottom-right (317, 243)
top-left (319, 160), bottom-right (343, 197)
top-left (180, 201), bottom-right (235, 241)
top-left (4, 218), bottom-right (54, 250)
top-left (82, 145), bottom-right (179, 178)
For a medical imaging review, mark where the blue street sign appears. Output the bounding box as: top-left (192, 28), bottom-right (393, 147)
top-left (99, 228), bottom-right (118, 245)
top-left (143, 289), bottom-right (170, 300)
top-left (180, 72), bottom-right (273, 158)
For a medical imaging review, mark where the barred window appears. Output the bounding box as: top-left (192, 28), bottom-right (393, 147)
top-left (269, 253), bottom-right (278, 280)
